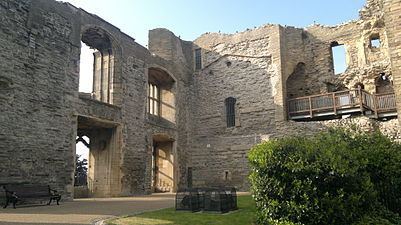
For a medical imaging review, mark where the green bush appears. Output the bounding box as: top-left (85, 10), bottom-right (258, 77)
top-left (248, 128), bottom-right (401, 225)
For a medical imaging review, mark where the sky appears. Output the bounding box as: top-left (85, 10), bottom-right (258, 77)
top-left (62, 0), bottom-right (366, 47)
top-left (69, 0), bottom-right (366, 160)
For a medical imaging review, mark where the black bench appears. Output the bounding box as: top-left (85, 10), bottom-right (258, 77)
top-left (2, 184), bottom-right (61, 209)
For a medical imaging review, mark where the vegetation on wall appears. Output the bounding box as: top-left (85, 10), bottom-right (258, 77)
top-left (248, 128), bottom-right (401, 225)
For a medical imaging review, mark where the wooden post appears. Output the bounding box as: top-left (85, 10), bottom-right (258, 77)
top-left (287, 99), bottom-right (291, 120)
top-left (309, 96), bottom-right (313, 118)
top-left (358, 87), bottom-right (364, 114)
top-left (332, 92), bottom-right (337, 115)
top-left (373, 94), bottom-right (379, 118)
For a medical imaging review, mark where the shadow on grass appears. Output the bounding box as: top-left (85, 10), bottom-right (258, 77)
top-left (107, 195), bottom-right (256, 225)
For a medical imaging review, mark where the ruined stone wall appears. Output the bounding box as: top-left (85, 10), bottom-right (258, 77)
top-left (303, 10), bottom-right (391, 94)
top-left (187, 0), bottom-right (401, 190)
top-left (147, 28), bottom-right (194, 190)
top-left (189, 26), bottom-right (282, 189)
top-left (382, 0), bottom-right (401, 126)
top-left (0, 0), bottom-right (79, 198)
top-left (0, 0), bottom-right (192, 198)
top-left (1, 0), bottom-right (400, 197)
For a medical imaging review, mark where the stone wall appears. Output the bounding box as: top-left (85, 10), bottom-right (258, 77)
top-left (382, 0), bottom-right (401, 126)
top-left (190, 26), bottom-right (281, 189)
top-left (188, 0), bottom-right (401, 190)
top-left (0, 0), bottom-right (192, 199)
top-left (0, 0), bottom-right (400, 196)
top-left (0, 0), bottom-right (78, 198)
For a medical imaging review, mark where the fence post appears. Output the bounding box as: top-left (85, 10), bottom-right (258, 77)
top-left (332, 92), bottom-right (336, 115)
top-left (308, 96), bottom-right (312, 118)
top-left (358, 87), bottom-right (364, 114)
top-left (373, 94), bottom-right (378, 118)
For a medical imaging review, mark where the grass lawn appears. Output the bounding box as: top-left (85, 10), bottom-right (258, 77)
top-left (106, 195), bottom-right (256, 225)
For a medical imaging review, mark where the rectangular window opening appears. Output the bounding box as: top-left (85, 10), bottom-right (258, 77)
top-left (331, 44), bottom-right (347, 75)
top-left (225, 97), bottom-right (236, 127)
top-left (195, 48), bottom-right (202, 70)
top-left (148, 83), bottom-right (160, 116)
top-left (371, 38), bottom-right (380, 48)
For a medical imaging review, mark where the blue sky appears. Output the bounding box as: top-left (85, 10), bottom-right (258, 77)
top-left (63, 0), bottom-right (366, 46)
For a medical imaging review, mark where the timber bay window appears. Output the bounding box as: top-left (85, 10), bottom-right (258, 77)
top-left (225, 97), bottom-right (236, 127)
top-left (148, 83), bottom-right (160, 116)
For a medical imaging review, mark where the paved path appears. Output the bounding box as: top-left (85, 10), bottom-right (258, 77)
top-left (0, 193), bottom-right (175, 225)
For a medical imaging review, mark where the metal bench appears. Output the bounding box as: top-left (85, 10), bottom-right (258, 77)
top-left (2, 184), bottom-right (61, 209)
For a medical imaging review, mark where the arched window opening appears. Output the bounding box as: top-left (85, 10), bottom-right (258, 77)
top-left (375, 73), bottom-right (393, 94)
top-left (225, 97), bottom-right (236, 128)
top-left (148, 68), bottom-right (176, 123)
top-left (80, 28), bottom-right (114, 104)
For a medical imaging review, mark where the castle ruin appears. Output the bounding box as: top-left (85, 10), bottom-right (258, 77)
top-left (1, 0), bottom-right (401, 199)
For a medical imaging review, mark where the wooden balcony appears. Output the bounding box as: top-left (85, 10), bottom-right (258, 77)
top-left (287, 89), bottom-right (397, 120)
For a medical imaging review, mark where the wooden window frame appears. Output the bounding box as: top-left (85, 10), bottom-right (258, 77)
top-left (148, 83), bottom-right (160, 116)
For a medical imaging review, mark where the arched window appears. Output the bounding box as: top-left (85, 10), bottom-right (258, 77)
top-left (81, 27), bottom-right (115, 104)
top-left (225, 97), bottom-right (236, 127)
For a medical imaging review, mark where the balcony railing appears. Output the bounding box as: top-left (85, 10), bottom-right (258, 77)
top-left (288, 89), bottom-right (397, 120)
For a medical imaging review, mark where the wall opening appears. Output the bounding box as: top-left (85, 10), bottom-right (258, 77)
top-left (152, 134), bottom-right (175, 193)
top-left (286, 62), bottom-right (307, 98)
top-left (331, 42), bottom-right (347, 75)
top-left (80, 28), bottom-right (114, 104)
top-left (375, 73), bottom-right (393, 94)
top-left (195, 48), bottom-right (202, 70)
top-left (79, 42), bottom-right (95, 93)
top-left (74, 135), bottom-right (89, 198)
top-left (225, 97), bottom-right (236, 127)
top-left (148, 68), bottom-right (176, 123)
top-left (370, 34), bottom-right (381, 48)
top-left (75, 116), bottom-right (121, 198)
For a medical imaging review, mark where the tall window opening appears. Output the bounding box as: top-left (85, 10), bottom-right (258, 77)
top-left (81, 28), bottom-right (114, 104)
top-left (225, 97), bottom-right (236, 127)
top-left (148, 83), bottom-right (160, 116)
top-left (148, 68), bottom-right (176, 123)
top-left (79, 42), bottom-right (95, 93)
top-left (331, 42), bottom-right (347, 75)
top-left (195, 48), bottom-right (202, 70)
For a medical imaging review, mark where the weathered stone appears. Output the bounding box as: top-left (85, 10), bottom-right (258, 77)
top-left (0, 0), bottom-right (400, 198)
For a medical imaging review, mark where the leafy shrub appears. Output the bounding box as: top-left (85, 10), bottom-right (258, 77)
top-left (248, 128), bottom-right (401, 225)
